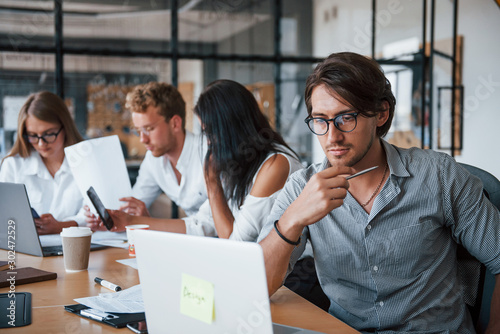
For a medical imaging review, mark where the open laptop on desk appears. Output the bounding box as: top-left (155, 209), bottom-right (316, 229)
top-left (0, 182), bottom-right (107, 257)
top-left (133, 230), bottom-right (323, 334)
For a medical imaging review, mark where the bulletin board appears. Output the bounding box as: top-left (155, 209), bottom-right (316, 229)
top-left (245, 82), bottom-right (276, 130)
top-left (86, 83), bottom-right (195, 159)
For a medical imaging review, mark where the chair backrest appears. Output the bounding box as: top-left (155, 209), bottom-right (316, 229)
top-left (460, 163), bottom-right (500, 208)
top-left (457, 163), bottom-right (500, 334)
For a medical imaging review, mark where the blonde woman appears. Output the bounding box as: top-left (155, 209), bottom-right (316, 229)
top-left (0, 91), bottom-right (85, 234)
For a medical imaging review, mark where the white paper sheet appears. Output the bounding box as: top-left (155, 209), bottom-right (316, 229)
top-left (39, 234), bottom-right (62, 247)
top-left (40, 231), bottom-right (128, 249)
top-left (116, 258), bottom-right (138, 269)
top-left (64, 135), bottom-right (132, 210)
top-left (74, 284), bottom-right (144, 313)
top-left (91, 231), bottom-right (128, 249)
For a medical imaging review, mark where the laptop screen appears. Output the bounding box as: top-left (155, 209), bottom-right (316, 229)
top-left (134, 230), bottom-right (274, 333)
top-left (0, 182), bottom-right (44, 257)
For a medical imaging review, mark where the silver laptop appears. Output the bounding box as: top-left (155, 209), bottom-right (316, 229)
top-left (0, 182), bottom-right (107, 257)
top-left (133, 229), bottom-right (323, 334)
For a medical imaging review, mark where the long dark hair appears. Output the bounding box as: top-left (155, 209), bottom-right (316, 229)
top-left (194, 79), bottom-right (297, 207)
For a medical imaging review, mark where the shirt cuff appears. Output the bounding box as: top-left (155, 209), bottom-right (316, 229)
top-left (182, 216), bottom-right (217, 237)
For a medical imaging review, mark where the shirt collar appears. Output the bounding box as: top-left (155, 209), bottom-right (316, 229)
top-left (24, 150), bottom-right (70, 178)
top-left (24, 150), bottom-right (44, 176)
top-left (381, 139), bottom-right (410, 178)
top-left (320, 156), bottom-right (331, 171)
top-left (175, 131), bottom-right (193, 174)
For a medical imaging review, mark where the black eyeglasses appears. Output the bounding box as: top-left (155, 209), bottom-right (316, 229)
top-left (304, 112), bottom-right (359, 135)
top-left (24, 128), bottom-right (63, 144)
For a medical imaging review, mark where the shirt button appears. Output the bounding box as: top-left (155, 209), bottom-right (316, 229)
top-left (373, 266), bottom-right (379, 272)
top-left (366, 225), bottom-right (372, 230)
top-left (379, 301), bottom-right (384, 307)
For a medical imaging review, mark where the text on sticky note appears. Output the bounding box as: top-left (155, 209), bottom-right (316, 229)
top-left (180, 273), bottom-right (215, 324)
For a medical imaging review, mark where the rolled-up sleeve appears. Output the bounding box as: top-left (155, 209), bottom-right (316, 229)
top-left (182, 199), bottom-right (217, 237)
top-left (229, 194), bottom-right (275, 242)
top-left (63, 205), bottom-right (87, 226)
top-left (442, 156), bottom-right (500, 274)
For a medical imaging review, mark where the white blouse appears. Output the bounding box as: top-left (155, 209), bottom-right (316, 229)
top-left (0, 150), bottom-right (86, 225)
top-left (132, 131), bottom-right (208, 216)
top-left (183, 146), bottom-right (303, 242)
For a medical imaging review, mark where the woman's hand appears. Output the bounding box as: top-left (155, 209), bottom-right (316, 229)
top-left (35, 213), bottom-right (77, 235)
top-left (204, 152), bottom-right (222, 191)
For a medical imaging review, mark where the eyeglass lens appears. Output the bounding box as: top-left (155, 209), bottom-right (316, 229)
top-left (26, 130), bottom-right (61, 144)
top-left (308, 114), bottom-right (357, 135)
top-left (131, 127), bottom-right (152, 137)
top-left (131, 118), bottom-right (165, 137)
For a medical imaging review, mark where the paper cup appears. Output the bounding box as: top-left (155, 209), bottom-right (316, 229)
top-left (125, 224), bottom-right (149, 256)
top-left (60, 227), bottom-right (93, 272)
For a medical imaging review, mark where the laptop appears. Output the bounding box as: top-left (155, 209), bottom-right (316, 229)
top-left (133, 229), bottom-right (324, 334)
top-left (0, 182), bottom-right (107, 257)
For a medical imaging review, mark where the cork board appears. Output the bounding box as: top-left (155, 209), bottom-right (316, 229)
top-left (86, 82), bottom-right (195, 159)
top-left (245, 82), bottom-right (276, 129)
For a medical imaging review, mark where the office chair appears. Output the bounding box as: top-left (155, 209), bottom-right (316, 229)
top-left (457, 163), bottom-right (500, 334)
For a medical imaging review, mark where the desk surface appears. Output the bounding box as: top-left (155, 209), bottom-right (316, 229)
top-left (0, 248), bottom-right (359, 333)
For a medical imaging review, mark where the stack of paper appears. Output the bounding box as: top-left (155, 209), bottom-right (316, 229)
top-left (74, 284), bottom-right (144, 313)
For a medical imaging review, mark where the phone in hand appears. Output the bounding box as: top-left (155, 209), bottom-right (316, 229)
top-left (86, 186), bottom-right (114, 230)
top-left (127, 320), bottom-right (148, 333)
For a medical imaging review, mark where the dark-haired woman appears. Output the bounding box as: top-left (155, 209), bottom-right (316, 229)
top-left (107, 80), bottom-right (303, 241)
top-left (185, 79), bottom-right (303, 241)
top-left (0, 91), bottom-right (86, 234)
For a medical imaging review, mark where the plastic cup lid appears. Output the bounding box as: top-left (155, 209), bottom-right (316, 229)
top-left (60, 226), bottom-right (93, 237)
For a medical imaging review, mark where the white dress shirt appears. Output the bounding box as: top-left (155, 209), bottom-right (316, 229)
top-left (183, 145), bottom-right (304, 241)
top-left (132, 131), bottom-right (208, 216)
top-left (0, 150), bottom-right (86, 225)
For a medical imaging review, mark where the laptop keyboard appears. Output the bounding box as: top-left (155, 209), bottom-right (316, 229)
top-left (42, 243), bottom-right (108, 256)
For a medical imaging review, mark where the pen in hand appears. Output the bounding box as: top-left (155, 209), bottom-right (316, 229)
top-left (346, 166), bottom-right (379, 180)
top-left (94, 277), bottom-right (122, 292)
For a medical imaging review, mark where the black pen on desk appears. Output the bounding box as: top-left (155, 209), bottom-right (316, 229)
top-left (94, 277), bottom-right (122, 292)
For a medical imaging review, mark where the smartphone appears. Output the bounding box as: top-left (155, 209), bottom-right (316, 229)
top-left (86, 186), bottom-right (114, 230)
top-left (127, 320), bottom-right (148, 334)
top-left (31, 207), bottom-right (40, 219)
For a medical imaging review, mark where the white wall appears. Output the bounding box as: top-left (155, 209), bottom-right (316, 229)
top-left (312, 0), bottom-right (500, 179)
top-left (455, 0), bottom-right (500, 179)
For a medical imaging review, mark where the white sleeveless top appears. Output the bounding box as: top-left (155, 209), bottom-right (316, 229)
top-left (183, 145), bottom-right (303, 242)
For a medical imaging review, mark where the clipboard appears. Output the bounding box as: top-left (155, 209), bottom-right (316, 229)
top-left (64, 304), bottom-right (145, 328)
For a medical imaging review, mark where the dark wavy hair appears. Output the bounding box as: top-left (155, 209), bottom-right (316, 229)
top-left (194, 79), bottom-right (297, 207)
top-left (305, 52), bottom-right (396, 137)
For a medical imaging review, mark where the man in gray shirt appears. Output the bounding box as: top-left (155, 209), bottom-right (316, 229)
top-left (258, 52), bottom-right (500, 333)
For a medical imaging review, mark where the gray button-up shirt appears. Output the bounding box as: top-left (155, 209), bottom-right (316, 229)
top-left (258, 140), bottom-right (500, 333)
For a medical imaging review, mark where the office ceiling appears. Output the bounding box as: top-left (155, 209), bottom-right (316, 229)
top-left (0, 0), bottom-right (271, 42)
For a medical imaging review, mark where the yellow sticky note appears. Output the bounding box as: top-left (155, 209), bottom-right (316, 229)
top-left (180, 273), bottom-right (215, 324)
